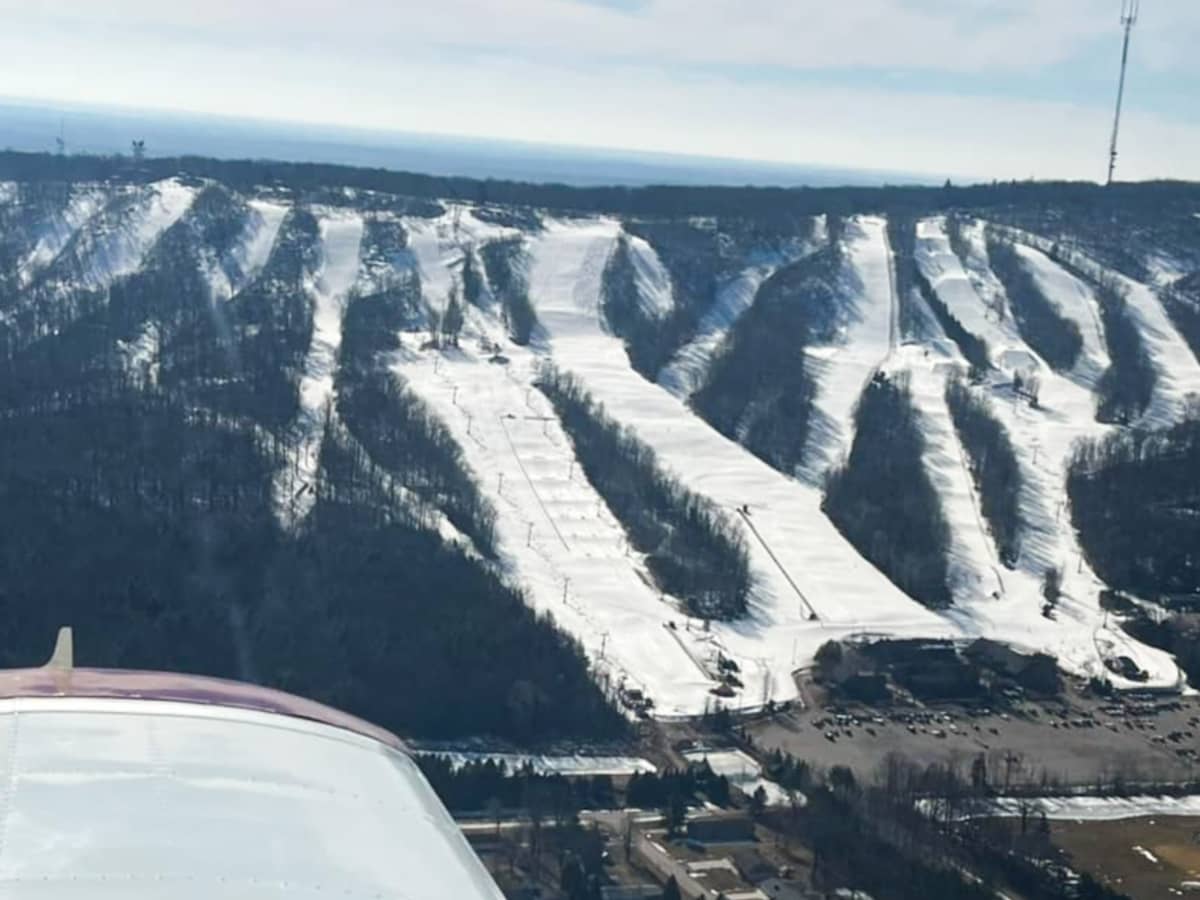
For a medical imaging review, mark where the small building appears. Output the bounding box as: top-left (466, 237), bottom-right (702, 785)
top-left (965, 639), bottom-right (1060, 695)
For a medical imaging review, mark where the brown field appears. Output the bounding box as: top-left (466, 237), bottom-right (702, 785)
top-left (1051, 816), bottom-right (1200, 899)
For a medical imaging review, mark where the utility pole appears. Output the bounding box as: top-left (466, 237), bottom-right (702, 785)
top-left (1106, 0), bottom-right (1140, 185)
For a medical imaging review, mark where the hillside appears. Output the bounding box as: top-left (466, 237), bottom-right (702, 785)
top-left (1, 152), bottom-right (1198, 737)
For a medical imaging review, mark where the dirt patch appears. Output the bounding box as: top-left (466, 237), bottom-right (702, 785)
top-left (1051, 816), bottom-right (1200, 899)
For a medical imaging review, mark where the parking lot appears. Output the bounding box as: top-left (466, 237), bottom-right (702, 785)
top-left (748, 685), bottom-right (1200, 787)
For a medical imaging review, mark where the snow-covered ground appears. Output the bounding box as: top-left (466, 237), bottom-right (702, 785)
top-left (800, 217), bottom-right (897, 481)
top-left (1011, 242), bottom-right (1110, 387)
top-left (201, 200), bottom-right (288, 302)
top-left (658, 262), bottom-right (783, 399)
top-left (916, 217), bottom-right (1028, 369)
top-left (69, 179), bottom-right (198, 291)
top-left (415, 751), bottom-right (657, 776)
top-left (390, 216), bottom-right (957, 715)
top-left (990, 223), bottom-right (1200, 428)
top-left (384, 211), bottom-right (1186, 716)
top-left (624, 234), bottom-right (674, 319)
top-left (272, 212), bottom-right (363, 529)
top-left (987, 794), bottom-right (1200, 822)
top-left (17, 186), bottom-right (107, 288)
top-left (894, 222), bottom-right (1181, 687)
top-left (680, 748), bottom-right (796, 806)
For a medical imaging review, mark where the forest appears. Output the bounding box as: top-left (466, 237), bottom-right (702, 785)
top-left (0, 183), bottom-right (625, 744)
top-left (985, 232), bottom-right (1084, 372)
top-left (600, 233), bottom-right (678, 376)
top-left (824, 372), bottom-right (953, 609)
top-left (1162, 272), bottom-right (1200, 363)
top-left (336, 274), bottom-right (499, 556)
top-left (886, 214), bottom-right (938, 342)
top-left (690, 248), bottom-right (841, 477)
top-left (945, 378), bottom-right (1024, 567)
top-left (1093, 276), bottom-right (1158, 424)
top-left (914, 267), bottom-right (992, 375)
top-left (1040, 247), bottom-right (1157, 423)
top-left (1068, 416), bottom-right (1200, 601)
top-left (538, 369), bottom-right (751, 619)
top-left (6, 148), bottom-right (1198, 223)
top-left (480, 236), bottom-right (538, 344)
top-left (609, 220), bottom-right (727, 379)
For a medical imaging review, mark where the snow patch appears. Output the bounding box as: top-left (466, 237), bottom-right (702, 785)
top-left (18, 186), bottom-right (107, 287)
top-left (115, 321), bottom-right (160, 388)
top-left (681, 748), bottom-right (798, 807)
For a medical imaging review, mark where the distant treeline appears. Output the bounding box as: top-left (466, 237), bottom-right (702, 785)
top-left (4, 148), bottom-right (1198, 220)
top-left (824, 372), bottom-right (953, 609)
top-left (538, 369), bottom-right (751, 619)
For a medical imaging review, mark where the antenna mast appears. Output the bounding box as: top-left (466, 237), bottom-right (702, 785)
top-left (1106, 0), bottom-right (1140, 185)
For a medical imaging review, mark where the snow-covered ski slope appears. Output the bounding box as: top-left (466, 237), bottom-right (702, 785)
top-left (7, 179), bottom-right (1189, 715)
top-left (273, 211), bottom-right (364, 529)
top-left (383, 206), bottom-right (1185, 714)
top-left (991, 222), bottom-right (1200, 428)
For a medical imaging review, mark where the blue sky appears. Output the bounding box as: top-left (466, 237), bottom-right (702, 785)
top-left (1, 0), bottom-right (1197, 181)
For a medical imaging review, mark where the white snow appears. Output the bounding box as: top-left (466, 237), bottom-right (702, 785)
top-left (990, 224), bottom-right (1200, 428)
top-left (657, 229), bottom-right (822, 401)
top-left (74, 179), bottom-right (197, 291)
top-left (800, 217), bottom-right (898, 480)
top-left (17, 186), bottom-right (107, 287)
top-left (272, 212), bottom-right (363, 529)
top-left (903, 349), bottom-right (1006, 607)
top-left (523, 216), bottom-right (954, 709)
top-left (380, 211), bottom-right (1183, 716)
top-left (988, 794), bottom-right (1200, 821)
top-left (417, 751), bottom-right (657, 776)
top-left (404, 205), bottom-right (521, 319)
top-left (1132, 845), bottom-right (1161, 864)
top-left (0, 181), bottom-right (16, 205)
top-left (115, 321), bottom-right (161, 388)
top-left (916, 217), bottom-right (1019, 365)
top-left (624, 234), bottom-right (674, 318)
top-left (680, 748), bottom-right (798, 806)
top-left (1011, 243), bottom-right (1110, 386)
top-left (202, 199), bottom-right (288, 302)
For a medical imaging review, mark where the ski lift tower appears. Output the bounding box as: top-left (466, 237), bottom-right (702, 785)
top-left (1106, 0), bottom-right (1140, 185)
